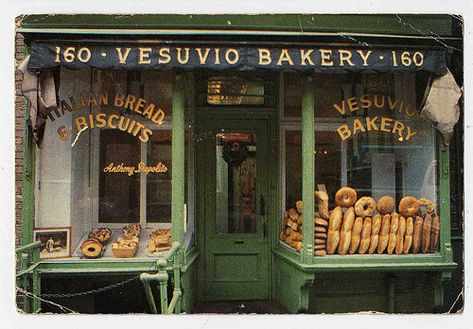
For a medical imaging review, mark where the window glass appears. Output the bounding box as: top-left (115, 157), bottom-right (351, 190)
top-left (281, 72), bottom-right (439, 256)
top-left (207, 76), bottom-right (265, 105)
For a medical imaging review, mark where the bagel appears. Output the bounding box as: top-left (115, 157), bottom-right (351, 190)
top-left (81, 238), bottom-right (103, 258)
top-left (376, 196), bottom-right (394, 215)
top-left (335, 187), bottom-right (357, 208)
top-left (419, 198), bottom-right (436, 215)
top-left (399, 196), bottom-right (420, 217)
top-left (355, 196), bottom-right (376, 218)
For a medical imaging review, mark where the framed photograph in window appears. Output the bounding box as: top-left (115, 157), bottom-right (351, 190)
top-left (33, 227), bottom-right (71, 259)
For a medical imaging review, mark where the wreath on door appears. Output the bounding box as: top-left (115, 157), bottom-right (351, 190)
top-left (222, 141), bottom-right (249, 169)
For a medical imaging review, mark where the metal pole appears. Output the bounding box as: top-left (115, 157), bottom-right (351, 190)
top-left (301, 75), bottom-right (315, 264)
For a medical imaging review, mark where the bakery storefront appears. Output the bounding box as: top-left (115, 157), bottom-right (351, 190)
top-left (15, 14), bottom-right (464, 314)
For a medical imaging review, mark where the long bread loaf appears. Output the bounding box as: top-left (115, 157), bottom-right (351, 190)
top-left (369, 214), bottom-right (382, 254)
top-left (349, 216), bottom-right (363, 254)
top-left (338, 207), bottom-right (355, 255)
top-left (430, 215), bottom-right (440, 252)
top-left (421, 214), bottom-right (432, 253)
top-left (403, 217), bottom-right (414, 254)
top-left (395, 216), bottom-right (406, 254)
top-left (326, 206), bottom-right (342, 254)
top-left (359, 217), bottom-right (372, 254)
top-left (412, 216), bottom-right (424, 253)
top-left (377, 214), bottom-right (391, 254)
top-left (387, 213), bottom-right (399, 255)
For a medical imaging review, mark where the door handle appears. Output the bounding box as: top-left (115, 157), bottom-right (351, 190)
top-left (260, 194), bottom-right (266, 216)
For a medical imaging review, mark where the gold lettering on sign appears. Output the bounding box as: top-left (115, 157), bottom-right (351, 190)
top-left (103, 162), bottom-right (168, 176)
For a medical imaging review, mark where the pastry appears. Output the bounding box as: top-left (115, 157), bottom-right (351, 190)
top-left (326, 206), bottom-right (342, 254)
top-left (403, 217), bottom-right (414, 254)
top-left (88, 228), bottom-right (112, 244)
top-left (395, 216), bottom-right (406, 255)
top-left (315, 232), bottom-right (328, 239)
top-left (377, 214), bottom-right (391, 254)
top-left (376, 196), bottom-right (394, 215)
top-left (358, 217), bottom-right (372, 254)
top-left (288, 208), bottom-right (299, 221)
top-left (412, 216), bottom-right (424, 254)
top-left (399, 197), bottom-right (420, 217)
top-left (349, 216), bottom-right (363, 254)
top-left (369, 214), bottom-right (381, 254)
top-left (338, 207), bottom-right (355, 255)
top-left (315, 226), bottom-right (327, 233)
top-left (314, 249), bottom-right (327, 257)
top-left (355, 197), bottom-right (376, 218)
top-left (335, 187), bottom-right (357, 208)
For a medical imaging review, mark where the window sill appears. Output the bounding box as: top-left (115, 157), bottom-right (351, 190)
top-left (273, 247), bottom-right (457, 272)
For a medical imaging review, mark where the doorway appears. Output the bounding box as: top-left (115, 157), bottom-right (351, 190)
top-left (196, 113), bottom-right (273, 301)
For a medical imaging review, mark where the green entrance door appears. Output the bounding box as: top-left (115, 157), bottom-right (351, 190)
top-left (197, 115), bottom-right (271, 301)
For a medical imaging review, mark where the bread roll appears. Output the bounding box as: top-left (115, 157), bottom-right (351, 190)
top-left (421, 214), bottom-right (432, 253)
top-left (315, 226), bottom-right (327, 233)
top-left (315, 244), bottom-right (326, 250)
top-left (403, 217), bottom-right (414, 254)
top-left (377, 214), bottom-right (391, 254)
top-left (315, 232), bottom-right (328, 239)
top-left (338, 207), bottom-right (355, 255)
top-left (315, 218), bottom-right (329, 227)
top-left (349, 216), bottom-right (363, 254)
top-left (326, 206), bottom-right (342, 254)
top-left (395, 216), bottom-right (406, 254)
top-left (294, 242), bottom-right (302, 252)
top-left (369, 214), bottom-right (382, 254)
top-left (314, 249), bottom-right (327, 257)
top-left (315, 238), bottom-right (326, 245)
top-left (412, 216), bottom-right (424, 254)
top-left (430, 215), bottom-right (440, 252)
top-left (359, 217), bottom-right (372, 254)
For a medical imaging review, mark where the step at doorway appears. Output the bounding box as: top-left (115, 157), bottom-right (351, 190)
top-left (191, 300), bottom-right (289, 314)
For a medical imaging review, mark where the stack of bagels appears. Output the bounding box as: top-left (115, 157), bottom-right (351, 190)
top-left (280, 187), bottom-right (440, 257)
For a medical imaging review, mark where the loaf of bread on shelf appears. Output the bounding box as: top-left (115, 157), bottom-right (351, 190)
top-left (387, 213), bottom-right (399, 255)
top-left (421, 213), bottom-right (432, 253)
top-left (358, 217), bottom-right (372, 254)
top-left (369, 214), bottom-right (382, 254)
top-left (412, 216), bottom-right (424, 254)
top-left (349, 216), bottom-right (363, 254)
top-left (338, 207), bottom-right (355, 255)
top-left (403, 217), bottom-right (414, 254)
top-left (395, 216), bottom-right (406, 255)
top-left (377, 214), bottom-right (391, 254)
top-left (326, 206), bottom-right (342, 254)
top-left (430, 215), bottom-right (440, 252)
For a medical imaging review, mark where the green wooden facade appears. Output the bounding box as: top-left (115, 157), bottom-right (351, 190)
top-left (16, 14), bottom-right (462, 314)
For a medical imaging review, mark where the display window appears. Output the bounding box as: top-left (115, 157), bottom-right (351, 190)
top-left (281, 72), bottom-right (439, 256)
top-left (34, 68), bottom-right (195, 259)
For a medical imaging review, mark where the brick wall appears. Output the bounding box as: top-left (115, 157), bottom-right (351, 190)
top-left (15, 32), bottom-right (26, 247)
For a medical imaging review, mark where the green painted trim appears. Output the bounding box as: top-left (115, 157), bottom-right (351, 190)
top-left (172, 73), bottom-right (185, 248)
top-left (301, 75), bottom-right (315, 264)
top-left (20, 80), bottom-right (34, 246)
top-left (18, 14), bottom-right (460, 38)
top-left (438, 140), bottom-right (453, 264)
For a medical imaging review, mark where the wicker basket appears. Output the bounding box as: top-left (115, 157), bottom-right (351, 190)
top-left (112, 244), bottom-right (138, 258)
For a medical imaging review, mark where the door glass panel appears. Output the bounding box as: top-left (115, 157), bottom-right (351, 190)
top-left (215, 133), bottom-right (257, 234)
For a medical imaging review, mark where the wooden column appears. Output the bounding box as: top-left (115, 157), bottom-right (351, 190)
top-left (301, 75), bottom-right (315, 264)
top-left (171, 72), bottom-right (185, 247)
